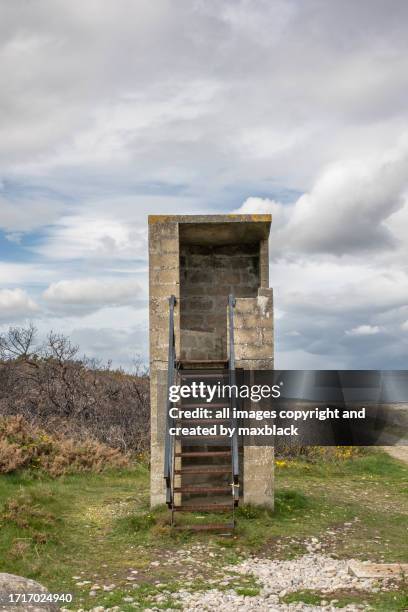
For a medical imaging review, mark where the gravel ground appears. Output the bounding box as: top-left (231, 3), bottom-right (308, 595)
top-left (163, 552), bottom-right (389, 611)
top-left (67, 546), bottom-right (400, 612)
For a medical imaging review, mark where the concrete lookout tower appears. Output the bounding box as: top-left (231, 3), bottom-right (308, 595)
top-left (149, 214), bottom-right (274, 528)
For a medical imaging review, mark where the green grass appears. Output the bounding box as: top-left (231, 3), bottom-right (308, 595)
top-left (282, 588), bottom-right (408, 611)
top-left (0, 450), bottom-right (407, 610)
top-left (0, 465), bottom-right (154, 607)
top-left (282, 590), bottom-right (321, 605)
top-left (271, 450), bottom-right (408, 562)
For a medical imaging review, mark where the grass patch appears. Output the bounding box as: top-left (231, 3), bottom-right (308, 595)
top-left (115, 510), bottom-right (158, 532)
top-left (369, 589), bottom-right (408, 611)
top-left (0, 449), bottom-right (406, 609)
top-left (235, 490), bottom-right (310, 521)
top-left (90, 582), bottom-right (183, 611)
top-left (274, 489), bottom-right (309, 515)
top-left (282, 587), bottom-right (408, 611)
top-left (272, 449), bottom-right (408, 562)
top-left (233, 490), bottom-right (311, 549)
top-left (234, 586), bottom-right (260, 596)
top-left (0, 465), bottom-right (150, 602)
top-left (282, 590), bottom-right (321, 605)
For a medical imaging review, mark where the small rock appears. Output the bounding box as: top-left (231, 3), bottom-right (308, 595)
top-left (0, 573), bottom-right (59, 611)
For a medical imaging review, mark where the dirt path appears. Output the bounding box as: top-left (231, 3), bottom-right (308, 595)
top-left (382, 445), bottom-right (408, 464)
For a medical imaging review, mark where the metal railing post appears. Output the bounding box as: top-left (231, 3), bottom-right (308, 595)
top-left (228, 294), bottom-right (240, 504)
top-left (164, 295), bottom-right (176, 507)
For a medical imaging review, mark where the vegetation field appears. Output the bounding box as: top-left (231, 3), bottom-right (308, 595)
top-left (0, 450), bottom-right (407, 610)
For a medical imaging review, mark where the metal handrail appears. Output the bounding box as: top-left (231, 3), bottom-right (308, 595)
top-left (164, 295), bottom-right (176, 507)
top-left (228, 294), bottom-right (240, 503)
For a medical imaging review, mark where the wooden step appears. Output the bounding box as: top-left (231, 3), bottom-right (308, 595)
top-left (173, 504), bottom-right (232, 512)
top-left (174, 486), bottom-right (231, 494)
top-left (178, 360), bottom-right (228, 369)
top-left (173, 523), bottom-right (234, 532)
top-left (175, 450), bottom-right (231, 458)
top-left (175, 467), bottom-right (230, 475)
top-left (180, 372), bottom-right (229, 379)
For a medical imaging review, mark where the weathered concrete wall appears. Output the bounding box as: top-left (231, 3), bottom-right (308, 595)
top-left (259, 238), bottom-right (269, 288)
top-left (149, 220), bottom-right (180, 361)
top-left (180, 243), bottom-right (260, 361)
top-left (233, 287), bottom-right (274, 507)
top-left (149, 218), bottom-right (180, 507)
top-left (149, 367), bottom-right (168, 507)
top-left (243, 446), bottom-right (275, 508)
top-left (234, 287), bottom-right (274, 370)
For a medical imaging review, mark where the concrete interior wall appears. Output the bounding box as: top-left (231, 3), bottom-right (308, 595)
top-left (179, 243), bottom-right (261, 361)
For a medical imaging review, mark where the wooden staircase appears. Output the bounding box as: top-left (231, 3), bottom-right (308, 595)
top-left (164, 296), bottom-right (240, 533)
top-left (170, 361), bottom-right (238, 532)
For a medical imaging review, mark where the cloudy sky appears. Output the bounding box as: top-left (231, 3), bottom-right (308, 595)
top-left (1, 0), bottom-right (408, 369)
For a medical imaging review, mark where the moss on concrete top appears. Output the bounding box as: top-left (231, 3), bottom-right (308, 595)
top-left (148, 214), bottom-right (272, 224)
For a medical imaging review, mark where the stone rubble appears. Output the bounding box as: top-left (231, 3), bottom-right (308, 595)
top-left (151, 553), bottom-right (394, 611)
top-left (60, 550), bottom-right (400, 612)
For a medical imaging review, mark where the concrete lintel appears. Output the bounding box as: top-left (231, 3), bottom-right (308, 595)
top-left (148, 214), bottom-right (271, 246)
top-left (148, 214), bottom-right (271, 225)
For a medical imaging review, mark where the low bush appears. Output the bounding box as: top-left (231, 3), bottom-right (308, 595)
top-left (0, 325), bottom-right (150, 454)
top-left (275, 442), bottom-right (364, 462)
top-left (0, 415), bottom-right (129, 476)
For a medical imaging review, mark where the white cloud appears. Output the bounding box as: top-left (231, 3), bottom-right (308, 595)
top-left (0, 288), bottom-right (39, 321)
top-left (43, 278), bottom-right (144, 313)
top-left (238, 142), bottom-right (408, 257)
top-left (0, 262), bottom-right (59, 286)
top-left (1, 0), bottom-right (407, 190)
top-left (0, 194), bottom-right (63, 232)
top-left (277, 348), bottom-right (346, 370)
top-left (401, 320), bottom-right (408, 331)
top-left (31, 305), bottom-right (148, 369)
top-left (236, 140), bottom-right (408, 367)
top-left (35, 215), bottom-right (147, 261)
top-left (345, 325), bottom-right (381, 336)
top-left (69, 326), bottom-right (148, 369)
top-left (236, 197), bottom-right (291, 231)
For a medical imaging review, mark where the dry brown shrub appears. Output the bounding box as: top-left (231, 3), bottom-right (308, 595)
top-left (8, 539), bottom-right (30, 559)
top-left (0, 415), bottom-right (130, 476)
top-left (0, 354), bottom-right (150, 454)
top-left (2, 494), bottom-right (55, 529)
top-left (0, 439), bottom-right (27, 473)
